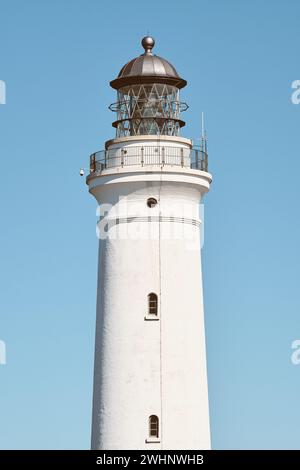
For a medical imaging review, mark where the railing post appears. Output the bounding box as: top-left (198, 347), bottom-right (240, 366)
top-left (121, 149), bottom-right (124, 167)
top-left (104, 150), bottom-right (107, 169)
top-left (196, 150), bottom-right (199, 169)
top-left (141, 147), bottom-right (144, 167)
top-left (162, 147), bottom-right (165, 166)
top-left (181, 147), bottom-right (184, 167)
top-left (90, 154), bottom-right (96, 173)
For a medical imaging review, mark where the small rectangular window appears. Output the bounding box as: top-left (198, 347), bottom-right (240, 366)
top-left (148, 293), bottom-right (158, 316)
top-left (149, 415), bottom-right (159, 438)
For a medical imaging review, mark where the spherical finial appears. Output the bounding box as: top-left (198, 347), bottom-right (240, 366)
top-left (141, 36), bottom-right (155, 54)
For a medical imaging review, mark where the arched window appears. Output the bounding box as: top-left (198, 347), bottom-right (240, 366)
top-left (148, 293), bottom-right (158, 316)
top-left (149, 415), bottom-right (159, 438)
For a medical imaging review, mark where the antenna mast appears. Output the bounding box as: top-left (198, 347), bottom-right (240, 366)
top-left (201, 111), bottom-right (208, 154)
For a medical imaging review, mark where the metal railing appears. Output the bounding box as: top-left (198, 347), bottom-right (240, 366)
top-left (89, 145), bottom-right (208, 174)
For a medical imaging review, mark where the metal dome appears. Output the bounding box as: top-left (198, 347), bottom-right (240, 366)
top-left (110, 36), bottom-right (187, 90)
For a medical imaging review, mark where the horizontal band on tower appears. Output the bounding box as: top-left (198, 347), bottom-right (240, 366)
top-left (98, 216), bottom-right (201, 228)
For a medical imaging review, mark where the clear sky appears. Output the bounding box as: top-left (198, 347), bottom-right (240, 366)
top-left (0, 0), bottom-right (300, 450)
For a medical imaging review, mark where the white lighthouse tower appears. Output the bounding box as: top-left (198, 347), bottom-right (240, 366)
top-left (87, 37), bottom-right (212, 450)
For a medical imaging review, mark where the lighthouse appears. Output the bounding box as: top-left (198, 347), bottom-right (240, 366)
top-left (87, 37), bottom-right (212, 450)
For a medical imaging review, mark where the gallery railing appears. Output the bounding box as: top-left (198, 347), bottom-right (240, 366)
top-left (89, 145), bottom-right (208, 174)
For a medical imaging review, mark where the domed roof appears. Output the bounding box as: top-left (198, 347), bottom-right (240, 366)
top-left (110, 37), bottom-right (187, 90)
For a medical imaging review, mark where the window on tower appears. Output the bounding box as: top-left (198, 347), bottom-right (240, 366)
top-left (149, 415), bottom-right (159, 438)
top-left (148, 293), bottom-right (158, 316)
top-left (147, 197), bottom-right (157, 208)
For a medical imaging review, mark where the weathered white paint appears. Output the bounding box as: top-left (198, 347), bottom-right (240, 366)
top-left (88, 136), bottom-right (212, 450)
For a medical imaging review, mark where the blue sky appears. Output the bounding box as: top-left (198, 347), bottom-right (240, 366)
top-left (0, 0), bottom-right (300, 449)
